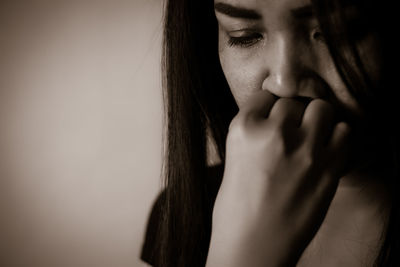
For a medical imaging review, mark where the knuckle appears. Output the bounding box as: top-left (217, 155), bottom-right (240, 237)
top-left (228, 115), bottom-right (240, 132)
top-left (271, 98), bottom-right (304, 122)
top-left (271, 128), bottom-right (285, 144)
top-left (228, 116), bottom-right (246, 139)
top-left (228, 114), bottom-right (257, 142)
top-left (330, 122), bottom-right (351, 149)
top-left (266, 128), bottom-right (287, 154)
top-left (336, 121), bottom-right (351, 135)
top-left (269, 110), bottom-right (290, 133)
top-left (301, 153), bottom-right (314, 170)
top-left (309, 98), bottom-right (327, 106)
top-left (309, 99), bottom-right (334, 113)
top-left (297, 145), bottom-right (316, 169)
top-left (272, 120), bottom-right (288, 138)
top-left (273, 98), bottom-right (292, 114)
top-left (228, 110), bottom-right (296, 155)
top-left (276, 97), bottom-right (291, 106)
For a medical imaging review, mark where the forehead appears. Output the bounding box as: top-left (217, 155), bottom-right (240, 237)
top-left (214, 0), bottom-right (312, 11)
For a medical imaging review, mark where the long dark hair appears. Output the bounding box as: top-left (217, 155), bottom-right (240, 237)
top-left (312, 0), bottom-right (400, 265)
top-left (157, 0), bottom-right (400, 266)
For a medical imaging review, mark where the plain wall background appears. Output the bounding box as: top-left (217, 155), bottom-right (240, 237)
top-left (0, 1), bottom-right (163, 266)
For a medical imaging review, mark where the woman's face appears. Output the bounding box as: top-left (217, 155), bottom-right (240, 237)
top-left (214, 0), bottom-right (379, 122)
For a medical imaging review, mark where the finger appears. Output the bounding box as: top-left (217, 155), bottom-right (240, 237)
top-left (301, 99), bottom-right (335, 147)
top-left (327, 122), bottom-right (351, 177)
top-left (269, 98), bottom-right (307, 128)
top-left (328, 122), bottom-right (351, 149)
top-left (240, 90), bottom-right (278, 120)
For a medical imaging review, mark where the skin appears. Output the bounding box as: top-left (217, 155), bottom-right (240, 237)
top-left (206, 0), bottom-right (391, 266)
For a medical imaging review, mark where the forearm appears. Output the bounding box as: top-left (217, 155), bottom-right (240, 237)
top-left (206, 231), bottom-right (300, 267)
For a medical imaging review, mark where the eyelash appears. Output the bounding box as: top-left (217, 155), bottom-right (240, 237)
top-left (227, 27), bottom-right (326, 48)
top-left (227, 33), bottom-right (263, 48)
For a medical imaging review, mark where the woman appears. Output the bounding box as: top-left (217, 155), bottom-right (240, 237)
top-left (141, 0), bottom-right (400, 266)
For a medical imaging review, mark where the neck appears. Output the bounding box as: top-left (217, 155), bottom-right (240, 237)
top-left (324, 170), bottom-right (391, 255)
top-left (335, 169), bottom-right (391, 225)
top-left (298, 171), bottom-right (392, 267)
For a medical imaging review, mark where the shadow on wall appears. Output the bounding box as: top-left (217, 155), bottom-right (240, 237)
top-left (0, 1), bottom-right (163, 266)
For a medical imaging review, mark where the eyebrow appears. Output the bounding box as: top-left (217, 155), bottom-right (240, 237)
top-left (214, 3), bottom-right (262, 20)
top-left (291, 5), bottom-right (314, 19)
top-left (214, 3), bottom-right (316, 21)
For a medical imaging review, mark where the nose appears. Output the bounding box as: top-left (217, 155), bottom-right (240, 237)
top-left (262, 33), bottom-right (309, 98)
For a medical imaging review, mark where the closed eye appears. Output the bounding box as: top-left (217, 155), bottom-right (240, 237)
top-left (227, 32), bottom-right (263, 48)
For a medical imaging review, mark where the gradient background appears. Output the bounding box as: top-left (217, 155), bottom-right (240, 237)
top-left (0, 1), bottom-right (162, 266)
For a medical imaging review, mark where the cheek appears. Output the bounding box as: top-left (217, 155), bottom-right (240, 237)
top-left (312, 48), bottom-right (363, 116)
top-left (219, 46), bottom-right (267, 108)
top-left (325, 34), bottom-right (381, 119)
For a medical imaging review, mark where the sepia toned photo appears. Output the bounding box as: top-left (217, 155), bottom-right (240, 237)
top-left (1, 0), bottom-right (397, 267)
